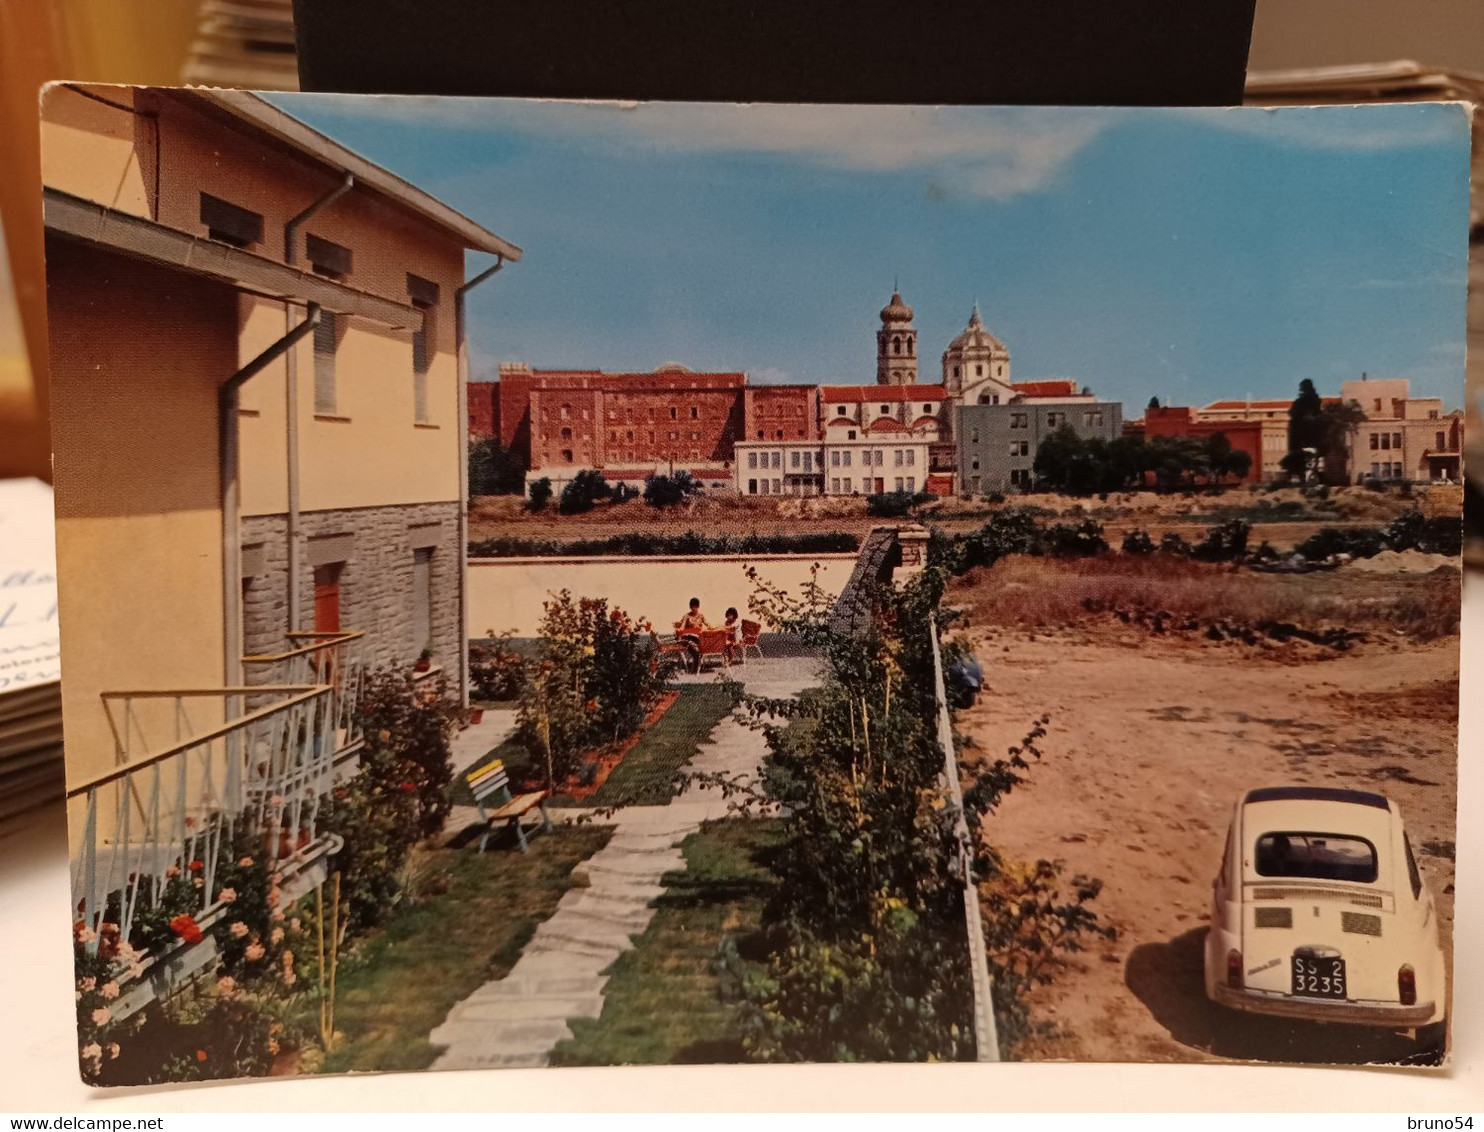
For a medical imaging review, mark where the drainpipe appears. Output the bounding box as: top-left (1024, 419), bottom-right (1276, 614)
top-left (283, 174), bottom-right (354, 630)
top-left (455, 257), bottom-right (506, 708)
top-left (222, 305), bottom-right (323, 693)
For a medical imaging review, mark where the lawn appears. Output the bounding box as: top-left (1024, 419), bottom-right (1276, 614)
top-left (448, 682), bottom-right (740, 810)
top-left (549, 817), bottom-right (786, 1066)
top-left (317, 825), bottom-right (611, 1074)
top-left (580, 682), bottom-right (740, 808)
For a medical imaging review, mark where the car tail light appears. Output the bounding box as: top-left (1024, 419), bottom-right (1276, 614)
top-left (1227, 949), bottom-right (1243, 990)
top-left (1398, 964), bottom-right (1417, 1006)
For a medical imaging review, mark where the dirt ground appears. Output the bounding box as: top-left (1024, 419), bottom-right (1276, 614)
top-left (953, 567), bottom-right (1459, 1067)
top-left (470, 485), bottom-right (1458, 552)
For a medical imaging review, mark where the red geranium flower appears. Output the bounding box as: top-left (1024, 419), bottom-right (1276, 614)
top-left (398, 781), bottom-right (416, 792)
top-left (169, 914), bottom-right (203, 945)
top-left (188, 860), bottom-right (204, 873)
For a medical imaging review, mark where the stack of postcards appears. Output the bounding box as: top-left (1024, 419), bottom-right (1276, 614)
top-left (0, 478), bottom-right (62, 825)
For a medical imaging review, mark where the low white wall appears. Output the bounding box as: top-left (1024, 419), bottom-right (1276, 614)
top-left (468, 553), bottom-right (857, 638)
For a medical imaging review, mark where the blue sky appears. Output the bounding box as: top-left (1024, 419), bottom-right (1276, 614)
top-left (270, 96), bottom-right (1471, 410)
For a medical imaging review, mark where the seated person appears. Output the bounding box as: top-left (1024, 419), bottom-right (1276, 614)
top-left (722, 607), bottom-right (742, 662)
top-left (678, 597), bottom-right (710, 634)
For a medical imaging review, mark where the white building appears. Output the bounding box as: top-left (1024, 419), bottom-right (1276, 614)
top-left (734, 434), bottom-right (931, 497)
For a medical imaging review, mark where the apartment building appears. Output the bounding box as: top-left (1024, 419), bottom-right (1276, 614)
top-left (1343, 376), bottom-right (1464, 483)
top-left (45, 81), bottom-right (519, 860)
top-left (733, 434), bottom-right (931, 497)
top-left (956, 397), bottom-right (1123, 495)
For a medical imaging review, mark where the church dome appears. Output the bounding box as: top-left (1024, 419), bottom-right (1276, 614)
top-left (880, 290), bottom-right (914, 324)
top-left (947, 304), bottom-right (1006, 353)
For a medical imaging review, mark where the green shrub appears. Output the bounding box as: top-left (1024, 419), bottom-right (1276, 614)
top-left (1121, 529), bottom-right (1155, 556)
top-left (468, 437), bottom-right (526, 495)
top-left (1192, 518), bottom-right (1250, 562)
top-left (643, 471), bottom-right (702, 507)
top-left (1042, 519), bottom-right (1107, 557)
top-left (865, 491), bottom-right (936, 518)
top-left (559, 469), bottom-right (612, 514)
top-left (469, 530), bottom-right (860, 558)
top-left (527, 478), bottom-right (553, 511)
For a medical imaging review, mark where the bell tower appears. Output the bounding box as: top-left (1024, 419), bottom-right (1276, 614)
top-left (876, 288), bottom-right (918, 385)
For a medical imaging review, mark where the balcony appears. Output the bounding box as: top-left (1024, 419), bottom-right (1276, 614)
top-left (67, 631), bottom-right (366, 1020)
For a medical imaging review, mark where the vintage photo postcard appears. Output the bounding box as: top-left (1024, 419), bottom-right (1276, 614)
top-left (43, 88), bottom-right (1467, 1084)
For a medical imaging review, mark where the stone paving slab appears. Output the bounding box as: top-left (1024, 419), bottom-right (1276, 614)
top-left (429, 657), bottom-right (817, 1072)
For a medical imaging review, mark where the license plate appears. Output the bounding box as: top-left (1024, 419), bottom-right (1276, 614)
top-left (1291, 955), bottom-right (1347, 999)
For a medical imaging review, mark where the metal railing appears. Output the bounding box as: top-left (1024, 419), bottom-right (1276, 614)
top-left (72, 683), bottom-right (341, 948)
top-left (243, 629), bottom-right (367, 758)
top-left (928, 612), bottom-right (1000, 1063)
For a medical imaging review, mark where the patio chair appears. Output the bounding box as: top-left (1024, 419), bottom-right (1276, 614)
top-left (692, 627), bottom-right (731, 672)
top-left (467, 756), bottom-right (551, 853)
top-left (740, 619), bottom-right (763, 661)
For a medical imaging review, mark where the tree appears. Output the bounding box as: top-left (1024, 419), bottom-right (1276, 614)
top-left (527, 477), bottom-right (553, 511)
top-left (1202, 431), bottom-right (1251, 483)
top-left (467, 437), bottom-right (526, 495)
top-left (1147, 396), bottom-right (1161, 411)
top-left (1318, 399), bottom-right (1367, 485)
top-left (558, 469), bottom-right (612, 514)
top-left (642, 470), bottom-right (702, 507)
top-left (1286, 380), bottom-right (1325, 481)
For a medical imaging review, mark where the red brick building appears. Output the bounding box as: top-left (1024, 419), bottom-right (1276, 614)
top-left (490, 363), bottom-right (746, 489)
top-left (1142, 406), bottom-right (1264, 484)
top-left (468, 382), bottom-right (499, 441)
top-left (743, 384), bottom-right (821, 442)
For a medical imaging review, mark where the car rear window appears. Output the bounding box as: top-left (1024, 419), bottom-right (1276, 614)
top-left (1254, 831), bottom-right (1378, 883)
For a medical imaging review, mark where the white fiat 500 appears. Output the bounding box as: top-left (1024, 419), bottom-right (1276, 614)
top-left (1204, 786), bottom-right (1447, 1033)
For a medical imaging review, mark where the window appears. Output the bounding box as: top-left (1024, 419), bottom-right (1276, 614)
top-left (831, 478), bottom-right (841, 493)
top-left (200, 193), bottom-right (262, 248)
top-left (1369, 434), bottom-right (1379, 450)
top-left (1084, 411), bottom-right (1103, 428)
top-left (560, 448), bottom-right (573, 463)
top-left (923, 404), bottom-right (932, 414)
top-left (760, 479), bottom-right (770, 495)
top-left (802, 451), bottom-right (812, 470)
top-left (905, 450), bottom-right (915, 466)
top-left (843, 477), bottom-right (852, 492)
top-left (894, 477), bottom-right (904, 492)
top-left (406, 272), bottom-right (440, 308)
top-left (771, 452), bottom-right (782, 469)
top-left (561, 404), bottom-right (571, 420)
top-left (313, 562), bottom-right (343, 633)
top-left (953, 366), bottom-right (960, 379)
top-left (1010, 413), bottom-right (1028, 429)
top-left (837, 405), bottom-right (848, 416)
top-left (411, 548), bottom-right (433, 655)
top-left (747, 452), bottom-right (757, 469)
top-left (773, 479), bottom-right (781, 493)
top-left (970, 428), bottom-right (979, 444)
top-left (670, 407), bottom-right (678, 420)
top-left (560, 427), bottom-right (573, 441)
top-left (1436, 431), bottom-right (1446, 450)
top-left (1428, 409), bottom-right (1439, 420)
top-left (1380, 434), bottom-right (1391, 450)
top-left (790, 451), bottom-right (800, 469)
top-left (842, 451), bottom-right (852, 467)
top-left (831, 451), bottom-right (840, 467)
top-left (906, 476), bottom-right (915, 492)
top-left (1392, 432), bottom-right (1402, 448)
top-left (894, 449), bottom-right (904, 467)
top-left (975, 364), bottom-right (983, 377)
top-left (881, 404), bottom-right (890, 414)
top-left (748, 478), bottom-right (758, 494)
top-left (1009, 441), bottom-right (1028, 457)
top-left (847, 430), bottom-right (857, 440)
top-left (1254, 832), bottom-right (1377, 884)
top-left (305, 233), bottom-right (353, 279)
top-left (313, 311), bottom-right (339, 414)
top-left (1047, 412), bottom-right (1064, 427)
top-left (756, 429), bottom-right (764, 439)
top-left (691, 406), bottom-right (699, 419)
top-left (970, 457), bottom-right (980, 471)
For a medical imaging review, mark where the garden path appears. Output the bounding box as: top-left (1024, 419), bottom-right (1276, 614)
top-left (428, 655), bottom-right (817, 1071)
top-left (448, 709), bottom-right (518, 777)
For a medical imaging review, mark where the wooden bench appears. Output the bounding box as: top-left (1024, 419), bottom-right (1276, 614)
top-left (467, 756), bottom-right (552, 853)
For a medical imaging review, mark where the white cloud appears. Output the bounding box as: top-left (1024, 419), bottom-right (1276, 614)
top-left (1163, 104), bottom-right (1467, 151)
top-left (749, 366), bottom-right (796, 385)
top-left (274, 94), bottom-right (1112, 200)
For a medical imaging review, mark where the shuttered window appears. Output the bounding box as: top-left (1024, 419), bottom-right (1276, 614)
top-left (305, 233), bottom-right (353, 278)
top-left (200, 193), bottom-right (262, 248)
top-left (411, 548), bottom-right (433, 655)
top-left (314, 311), bottom-right (338, 415)
top-left (412, 318), bottom-right (430, 423)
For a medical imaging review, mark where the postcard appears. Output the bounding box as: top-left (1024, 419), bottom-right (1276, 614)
top-left (42, 87), bottom-right (1467, 1084)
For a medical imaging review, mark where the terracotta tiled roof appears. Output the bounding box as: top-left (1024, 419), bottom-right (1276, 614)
top-left (1205, 397), bottom-right (1340, 410)
top-left (1012, 380), bottom-right (1080, 397)
top-left (821, 385), bottom-right (949, 403)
